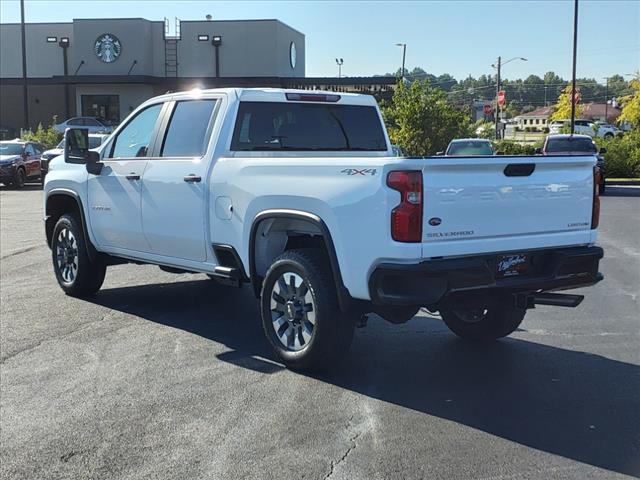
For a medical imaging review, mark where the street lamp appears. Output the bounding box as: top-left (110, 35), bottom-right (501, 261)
top-left (491, 56), bottom-right (527, 139)
top-left (395, 43), bottom-right (406, 79)
top-left (58, 37), bottom-right (71, 119)
top-left (602, 76), bottom-right (611, 123)
top-left (335, 58), bottom-right (343, 78)
top-left (212, 35), bottom-right (222, 78)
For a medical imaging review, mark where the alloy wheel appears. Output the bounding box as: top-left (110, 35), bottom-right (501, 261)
top-left (270, 272), bottom-right (316, 351)
top-left (55, 228), bottom-right (79, 284)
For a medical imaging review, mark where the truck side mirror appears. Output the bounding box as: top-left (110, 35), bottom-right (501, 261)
top-left (436, 151), bottom-right (444, 156)
top-left (534, 147), bottom-right (542, 155)
top-left (64, 128), bottom-right (99, 164)
top-left (599, 147), bottom-right (607, 154)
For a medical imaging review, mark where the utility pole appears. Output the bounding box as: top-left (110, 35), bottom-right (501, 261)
top-left (544, 85), bottom-right (548, 106)
top-left (491, 56), bottom-right (526, 139)
top-left (494, 56), bottom-right (501, 140)
top-left (570, 0), bottom-right (579, 135)
top-left (20, 0), bottom-right (29, 130)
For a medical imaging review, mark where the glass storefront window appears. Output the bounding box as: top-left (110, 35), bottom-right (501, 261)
top-left (81, 95), bottom-right (120, 125)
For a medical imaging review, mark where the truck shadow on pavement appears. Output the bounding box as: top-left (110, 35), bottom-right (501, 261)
top-left (93, 279), bottom-right (639, 478)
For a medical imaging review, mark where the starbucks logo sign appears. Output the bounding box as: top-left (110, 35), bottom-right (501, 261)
top-left (94, 34), bottom-right (122, 63)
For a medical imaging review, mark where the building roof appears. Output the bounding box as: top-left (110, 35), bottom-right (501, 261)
top-left (516, 106), bottom-right (553, 118)
top-left (580, 102), bottom-right (621, 120)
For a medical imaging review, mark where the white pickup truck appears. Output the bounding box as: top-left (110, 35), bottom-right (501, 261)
top-left (44, 88), bottom-right (604, 371)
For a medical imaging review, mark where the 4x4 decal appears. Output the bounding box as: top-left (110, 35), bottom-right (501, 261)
top-left (340, 168), bottom-right (377, 176)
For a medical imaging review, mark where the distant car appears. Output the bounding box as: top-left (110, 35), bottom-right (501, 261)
top-left (40, 133), bottom-right (108, 178)
top-left (549, 119), bottom-right (596, 136)
top-left (538, 134), bottom-right (607, 194)
top-left (54, 117), bottom-right (113, 134)
top-left (441, 138), bottom-right (495, 156)
top-left (0, 140), bottom-right (45, 188)
top-left (593, 123), bottom-right (621, 139)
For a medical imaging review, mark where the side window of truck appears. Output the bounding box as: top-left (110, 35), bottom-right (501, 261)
top-left (160, 100), bottom-right (217, 157)
top-left (108, 104), bottom-right (163, 159)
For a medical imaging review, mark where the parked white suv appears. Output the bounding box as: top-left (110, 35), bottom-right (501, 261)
top-left (594, 123), bottom-right (621, 138)
top-left (549, 119), bottom-right (620, 138)
top-left (549, 119), bottom-right (594, 136)
top-left (44, 88), bottom-right (604, 371)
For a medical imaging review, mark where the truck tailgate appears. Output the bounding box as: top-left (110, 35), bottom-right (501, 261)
top-left (421, 155), bottom-right (596, 257)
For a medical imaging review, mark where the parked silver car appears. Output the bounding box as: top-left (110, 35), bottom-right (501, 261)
top-left (54, 117), bottom-right (113, 134)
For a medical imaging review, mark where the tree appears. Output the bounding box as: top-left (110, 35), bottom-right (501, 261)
top-left (618, 76), bottom-right (640, 128)
top-left (21, 116), bottom-right (62, 148)
top-left (550, 85), bottom-right (584, 121)
top-left (382, 80), bottom-right (471, 156)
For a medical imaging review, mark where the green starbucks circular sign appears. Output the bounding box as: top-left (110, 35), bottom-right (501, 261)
top-left (94, 34), bottom-right (122, 63)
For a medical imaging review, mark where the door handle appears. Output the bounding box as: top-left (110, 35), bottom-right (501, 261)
top-left (183, 174), bottom-right (202, 183)
top-left (125, 173), bottom-right (140, 180)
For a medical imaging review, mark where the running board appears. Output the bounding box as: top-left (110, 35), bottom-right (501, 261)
top-left (532, 293), bottom-right (584, 308)
top-left (209, 266), bottom-right (241, 287)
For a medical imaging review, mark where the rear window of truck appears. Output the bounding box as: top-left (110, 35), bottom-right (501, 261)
top-left (546, 138), bottom-right (596, 153)
top-left (230, 102), bottom-right (387, 151)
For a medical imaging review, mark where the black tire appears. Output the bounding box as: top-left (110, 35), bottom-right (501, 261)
top-left (260, 249), bottom-right (354, 372)
top-left (13, 168), bottom-right (26, 189)
top-left (604, 133), bottom-right (614, 139)
top-left (599, 180), bottom-right (606, 195)
top-left (440, 303), bottom-right (526, 341)
top-left (51, 214), bottom-right (106, 297)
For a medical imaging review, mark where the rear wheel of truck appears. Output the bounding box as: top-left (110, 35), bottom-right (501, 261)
top-left (52, 214), bottom-right (106, 297)
top-left (440, 303), bottom-right (526, 341)
top-left (260, 249), bottom-right (354, 372)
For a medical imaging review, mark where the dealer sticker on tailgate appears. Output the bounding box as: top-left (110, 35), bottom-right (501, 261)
top-left (496, 253), bottom-right (529, 278)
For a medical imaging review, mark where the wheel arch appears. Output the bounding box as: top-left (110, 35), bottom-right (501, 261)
top-left (249, 209), bottom-right (351, 310)
top-left (45, 189), bottom-right (95, 260)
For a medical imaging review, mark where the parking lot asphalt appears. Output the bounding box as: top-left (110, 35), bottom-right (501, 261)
top-left (1, 185), bottom-right (639, 480)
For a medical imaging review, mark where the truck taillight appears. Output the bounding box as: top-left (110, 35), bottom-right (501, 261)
top-left (387, 171), bottom-right (423, 242)
top-left (592, 166), bottom-right (601, 229)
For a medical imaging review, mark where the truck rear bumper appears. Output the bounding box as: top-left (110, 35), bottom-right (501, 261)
top-left (369, 246), bottom-right (603, 306)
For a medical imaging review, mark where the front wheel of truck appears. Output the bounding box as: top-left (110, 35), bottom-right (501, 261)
top-left (260, 249), bottom-right (354, 372)
top-left (440, 303), bottom-right (526, 341)
top-left (52, 214), bottom-right (106, 297)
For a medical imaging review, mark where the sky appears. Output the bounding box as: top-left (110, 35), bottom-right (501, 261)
top-left (1, 0), bottom-right (638, 83)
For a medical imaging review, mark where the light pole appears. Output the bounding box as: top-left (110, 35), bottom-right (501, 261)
top-left (570, 0), bottom-right (579, 135)
top-left (603, 76), bottom-right (609, 123)
top-left (212, 36), bottom-right (222, 78)
top-left (58, 37), bottom-right (70, 119)
top-left (491, 56), bottom-right (527, 139)
top-left (335, 58), bottom-right (343, 78)
top-left (395, 43), bottom-right (406, 79)
top-left (20, 0), bottom-right (29, 130)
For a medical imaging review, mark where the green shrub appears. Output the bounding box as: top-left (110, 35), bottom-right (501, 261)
top-left (595, 130), bottom-right (640, 178)
top-left (492, 140), bottom-right (541, 155)
top-left (21, 116), bottom-right (62, 149)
